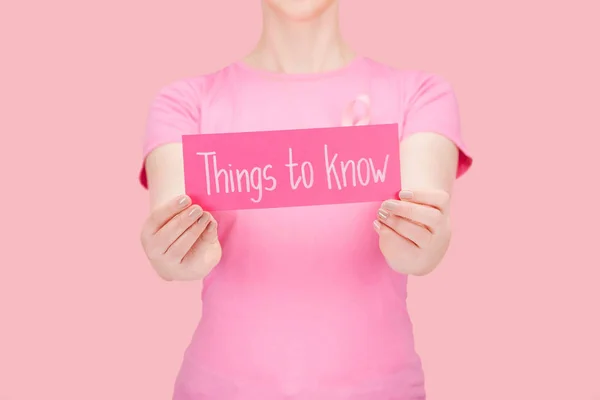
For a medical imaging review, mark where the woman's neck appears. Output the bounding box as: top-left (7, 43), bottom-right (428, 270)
top-left (244, 3), bottom-right (354, 74)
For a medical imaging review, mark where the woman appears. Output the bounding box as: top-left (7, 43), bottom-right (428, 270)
top-left (139, 0), bottom-right (472, 398)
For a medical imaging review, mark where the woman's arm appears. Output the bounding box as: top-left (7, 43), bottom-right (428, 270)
top-left (140, 145), bottom-right (222, 281)
top-left (374, 132), bottom-right (459, 276)
top-left (400, 132), bottom-right (458, 196)
top-left (145, 143), bottom-right (187, 210)
top-left (373, 71), bottom-right (472, 276)
top-left (137, 79), bottom-right (222, 281)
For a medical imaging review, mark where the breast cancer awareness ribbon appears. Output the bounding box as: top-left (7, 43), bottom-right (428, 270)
top-left (341, 94), bottom-right (371, 127)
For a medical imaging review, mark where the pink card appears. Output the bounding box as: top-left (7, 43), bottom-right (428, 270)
top-left (182, 124), bottom-right (400, 211)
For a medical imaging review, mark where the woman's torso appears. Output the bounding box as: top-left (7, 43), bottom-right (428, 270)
top-left (173, 57), bottom-right (426, 399)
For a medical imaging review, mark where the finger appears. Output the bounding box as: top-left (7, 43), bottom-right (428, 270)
top-left (377, 210), bottom-right (432, 248)
top-left (398, 189), bottom-right (450, 212)
top-left (200, 214), bottom-right (218, 243)
top-left (381, 200), bottom-right (443, 232)
top-left (153, 205), bottom-right (204, 254)
top-left (374, 220), bottom-right (419, 250)
top-left (142, 195), bottom-right (191, 238)
top-left (165, 212), bottom-right (212, 262)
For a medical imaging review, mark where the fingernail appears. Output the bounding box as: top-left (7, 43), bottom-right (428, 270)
top-left (399, 190), bottom-right (413, 200)
top-left (373, 220), bottom-right (381, 231)
top-left (178, 196), bottom-right (190, 206)
top-left (207, 221), bottom-right (217, 231)
top-left (188, 207), bottom-right (202, 218)
top-left (377, 209), bottom-right (390, 220)
top-left (382, 200), bottom-right (401, 212)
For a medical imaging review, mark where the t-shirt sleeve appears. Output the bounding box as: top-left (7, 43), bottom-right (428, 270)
top-left (400, 73), bottom-right (472, 178)
top-left (139, 79), bottom-right (202, 188)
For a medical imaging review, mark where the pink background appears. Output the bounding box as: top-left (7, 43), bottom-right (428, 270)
top-left (1, 0), bottom-right (599, 399)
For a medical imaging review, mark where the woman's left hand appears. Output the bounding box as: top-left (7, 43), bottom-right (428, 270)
top-left (374, 188), bottom-right (452, 276)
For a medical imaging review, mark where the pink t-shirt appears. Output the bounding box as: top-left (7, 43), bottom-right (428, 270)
top-left (141, 56), bottom-right (472, 400)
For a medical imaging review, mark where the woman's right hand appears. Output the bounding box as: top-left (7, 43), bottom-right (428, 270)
top-left (140, 194), bottom-right (222, 281)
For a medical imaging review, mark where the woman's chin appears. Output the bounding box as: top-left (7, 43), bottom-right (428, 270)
top-left (264, 0), bottom-right (337, 22)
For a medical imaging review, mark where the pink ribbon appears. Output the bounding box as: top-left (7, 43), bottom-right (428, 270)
top-left (341, 94), bottom-right (371, 127)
